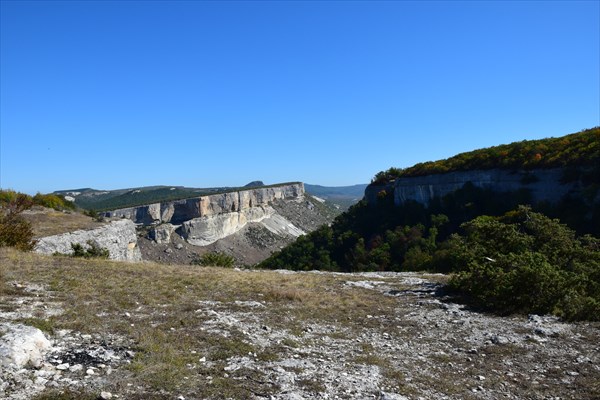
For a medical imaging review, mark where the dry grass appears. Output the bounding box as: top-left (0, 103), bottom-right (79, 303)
top-left (3, 248), bottom-right (598, 399)
top-left (0, 248), bottom-right (399, 398)
top-left (21, 207), bottom-right (106, 238)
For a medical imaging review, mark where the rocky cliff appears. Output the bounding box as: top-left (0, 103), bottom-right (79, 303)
top-left (97, 183), bottom-right (329, 264)
top-left (365, 168), bottom-right (584, 207)
top-left (180, 205), bottom-right (289, 246)
top-left (103, 183), bottom-right (305, 225)
top-left (34, 220), bottom-right (142, 262)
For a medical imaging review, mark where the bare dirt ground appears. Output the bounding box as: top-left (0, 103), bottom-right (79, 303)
top-left (1, 249), bottom-right (598, 400)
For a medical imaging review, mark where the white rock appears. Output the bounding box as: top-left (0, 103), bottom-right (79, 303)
top-left (151, 223), bottom-right (176, 244)
top-left (0, 324), bottom-right (52, 369)
top-left (69, 364), bottom-right (83, 372)
top-left (34, 220), bottom-right (141, 262)
top-left (379, 392), bottom-right (409, 400)
top-left (100, 392), bottom-right (113, 399)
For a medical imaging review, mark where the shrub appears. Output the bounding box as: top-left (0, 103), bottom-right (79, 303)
top-left (446, 206), bottom-right (600, 321)
top-left (0, 190), bottom-right (36, 251)
top-left (66, 241), bottom-right (110, 259)
top-left (0, 212), bottom-right (36, 251)
top-left (192, 252), bottom-right (235, 267)
top-left (0, 189), bottom-right (33, 213)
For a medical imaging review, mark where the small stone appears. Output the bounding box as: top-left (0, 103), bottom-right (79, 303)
top-left (56, 363), bottom-right (69, 371)
top-left (100, 392), bottom-right (113, 400)
top-left (477, 375), bottom-right (485, 381)
top-left (492, 335), bottom-right (509, 345)
top-left (86, 368), bottom-right (95, 375)
top-left (165, 248), bottom-right (173, 254)
top-left (69, 364), bottom-right (83, 372)
top-left (199, 357), bottom-right (206, 363)
top-left (176, 243), bottom-right (184, 250)
top-left (34, 377), bottom-right (48, 386)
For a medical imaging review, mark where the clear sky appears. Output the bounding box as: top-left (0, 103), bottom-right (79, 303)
top-left (1, 0), bottom-right (599, 194)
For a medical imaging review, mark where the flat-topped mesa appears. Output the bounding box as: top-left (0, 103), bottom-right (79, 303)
top-left (103, 183), bottom-right (305, 225)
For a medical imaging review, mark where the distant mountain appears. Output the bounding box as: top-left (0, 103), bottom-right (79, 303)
top-left (304, 184), bottom-right (368, 210)
top-left (244, 181), bottom-right (265, 187)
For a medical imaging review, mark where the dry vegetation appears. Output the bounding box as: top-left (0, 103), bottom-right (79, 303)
top-left (20, 207), bottom-right (107, 238)
top-left (1, 248), bottom-right (599, 399)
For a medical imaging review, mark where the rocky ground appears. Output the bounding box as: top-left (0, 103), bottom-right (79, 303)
top-left (1, 254), bottom-right (598, 400)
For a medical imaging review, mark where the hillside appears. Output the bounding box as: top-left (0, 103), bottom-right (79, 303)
top-left (1, 248), bottom-right (599, 399)
top-left (372, 127), bottom-right (599, 184)
top-left (259, 129), bottom-right (600, 321)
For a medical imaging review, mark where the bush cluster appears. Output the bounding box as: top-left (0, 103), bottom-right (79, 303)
top-left (446, 207), bottom-right (600, 321)
top-left (259, 199), bottom-right (600, 320)
top-left (53, 241), bottom-right (110, 259)
top-left (33, 193), bottom-right (75, 211)
top-left (372, 127), bottom-right (599, 184)
top-left (70, 241), bottom-right (110, 259)
top-left (192, 252), bottom-right (235, 267)
top-left (1, 189), bottom-right (75, 212)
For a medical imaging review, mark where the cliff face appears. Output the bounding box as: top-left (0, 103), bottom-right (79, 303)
top-left (103, 183), bottom-right (305, 225)
top-left (100, 183), bottom-right (309, 250)
top-left (365, 168), bottom-right (583, 207)
top-left (34, 220), bottom-right (142, 262)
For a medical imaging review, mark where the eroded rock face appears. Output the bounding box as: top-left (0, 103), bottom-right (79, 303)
top-left (0, 323), bottom-right (52, 369)
top-left (103, 183), bottom-right (305, 225)
top-left (180, 206), bottom-right (276, 246)
top-left (365, 168), bottom-right (583, 207)
top-left (34, 220), bottom-right (142, 262)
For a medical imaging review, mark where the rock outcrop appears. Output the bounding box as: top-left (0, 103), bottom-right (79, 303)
top-left (34, 220), bottom-right (141, 262)
top-left (103, 183), bottom-right (305, 225)
top-left (365, 168), bottom-right (584, 207)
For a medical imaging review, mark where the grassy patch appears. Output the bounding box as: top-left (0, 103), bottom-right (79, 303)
top-left (32, 389), bottom-right (98, 400)
top-left (18, 317), bottom-right (56, 335)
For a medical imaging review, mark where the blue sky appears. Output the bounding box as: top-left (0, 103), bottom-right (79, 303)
top-left (1, 1), bottom-right (598, 194)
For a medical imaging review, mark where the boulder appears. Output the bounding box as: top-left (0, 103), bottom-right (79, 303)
top-left (150, 223), bottom-right (175, 244)
top-left (0, 323), bottom-right (52, 369)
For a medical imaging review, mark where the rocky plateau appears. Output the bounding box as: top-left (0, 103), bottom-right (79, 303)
top-left (1, 268), bottom-right (598, 399)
